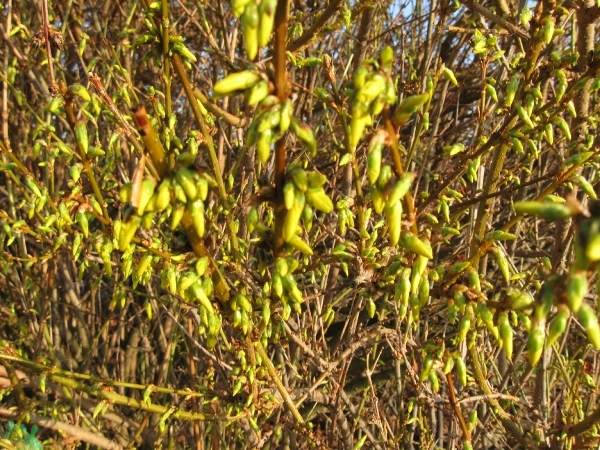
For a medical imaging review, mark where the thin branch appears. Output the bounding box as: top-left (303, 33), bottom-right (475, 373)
top-left (461, 0), bottom-right (530, 40)
top-left (40, 0), bottom-right (57, 94)
top-left (255, 341), bottom-right (305, 425)
top-left (172, 55), bottom-right (241, 264)
top-left (288, 0), bottom-right (344, 52)
top-left (273, 0), bottom-right (290, 259)
top-left (194, 88), bottom-right (249, 127)
top-left (446, 371), bottom-right (471, 442)
top-left (468, 346), bottom-right (541, 450)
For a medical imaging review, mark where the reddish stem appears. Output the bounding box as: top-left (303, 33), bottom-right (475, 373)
top-left (273, 0), bottom-right (289, 259)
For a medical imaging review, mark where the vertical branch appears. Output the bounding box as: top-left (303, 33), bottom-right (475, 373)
top-left (161, 0), bottom-right (172, 122)
top-left (132, 106), bottom-right (168, 178)
top-left (139, 0), bottom-right (240, 260)
top-left (0, 1), bottom-right (26, 259)
top-left (574, 0), bottom-right (596, 123)
top-left (62, 86), bottom-right (110, 221)
top-left (384, 113), bottom-right (419, 235)
top-left (2, 0), bottom-right (10, 148)
top-left (40, 0), bottom-right (56, 94)
top-left (446, 372), bottom-right (470, 442)
top-left (469, 143), bottom-right (510, 264)
top-left (468, 346), bottom-right (541, 450)
top-left (172, 55), bottom-right (240, 262)
top-left (186, 318), bottom-right (202, 450)
top-left (351, 5), bottom-right (374, 74)
top-left (131, 105), bottom-right (230, 303)
top-left (273, 0), bottom-right (289, 259)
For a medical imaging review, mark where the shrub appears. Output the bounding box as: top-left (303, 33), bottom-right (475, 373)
top-left (1, 0), bottom-right (600, 448)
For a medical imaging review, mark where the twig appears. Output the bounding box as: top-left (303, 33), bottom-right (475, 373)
top-left (163, 306), bottom-right (233, 371)
top-left (255, 341), bottom-right (305, 425)
top-left (446, 371), bottom-right (471, 441)
top-left (40, 0), bottom-right (57, 94)
top-left (288, 0), bottom-right (344, 52)
top-left (468, 345), bottom-right (541, 450)
top-left (461, 0), bottom-right (530, 40)
top-left (273, 0), bottom-right (290, 259)
top-left (194, 89), bottom-right (249, 127)
top-left (171, 55), bottom-right (240, 263)
top-left (2, 0), bottom-right (11, 148)
top-left (86, 72), bottom-right (163, 180)
top-left (457, 393), bottom-right (521, 404)
top-left (62, 84), bottom-right (110, 220)
top-left (384, 112), bottom-right (419, 234)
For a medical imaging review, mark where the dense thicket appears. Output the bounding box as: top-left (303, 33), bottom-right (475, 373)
top-left (1, 0), bottom-right (600, 449)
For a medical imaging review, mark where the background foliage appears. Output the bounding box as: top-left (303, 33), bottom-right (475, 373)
top-left (1, 0), bottom-right (600, 448)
